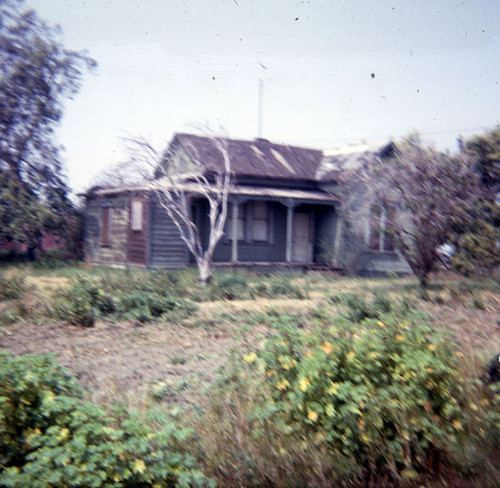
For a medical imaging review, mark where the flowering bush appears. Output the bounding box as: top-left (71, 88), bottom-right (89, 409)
top-left (0, 352), bottom-right (214, 488)
top-left (210, 303), bottom-right (495, 487)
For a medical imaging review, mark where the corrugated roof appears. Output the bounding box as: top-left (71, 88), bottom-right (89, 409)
top-left (171, 133), bottom-right (324, 182)
top-left (85, 179), bottom-right (338, 204)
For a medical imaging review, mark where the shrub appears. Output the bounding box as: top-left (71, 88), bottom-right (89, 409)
top-left (0, 275), bottom-right (25, 301)
top-left (119, 290), bottom-right (198, 322)
top-left (0, 352), bottom-right (214, 488)
top-left (209, 273), bottom-right (253, 301)
top-left (267, 275), bottom-right (308, 299)
top-left (52, 276), bottom-right (115, 327)
top-left (202, 306), bottom-right (495, 487)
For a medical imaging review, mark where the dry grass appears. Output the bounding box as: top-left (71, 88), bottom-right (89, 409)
top-left (0, 266), bottom-right (498, 408)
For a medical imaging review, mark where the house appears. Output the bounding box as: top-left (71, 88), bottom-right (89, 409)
top-left (83, 133), bottom-right (410, 275)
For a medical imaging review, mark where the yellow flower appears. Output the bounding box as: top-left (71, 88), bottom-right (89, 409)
top-left (325, 403), bottom-right (335, 417)
top-left (133, 459), bottom-right (146, 474)
top-left (452, 420), bottom-right (463, 431)
top-left (276, 379), bottom-right (290, 391)
top-left (243, 352), bottom-right (257, 363)
top-left (321, 342), bottom-right (334, 355)
top-left (395, 334), bottom-right (406, 342)
top-left (298, 377), bottom-right (311, 392)
top-left (377, 320), bottom-right (385, 328)
top-left (326, 382), bottom-right (340, 395)
top-left (346, 350), bottom-right (355, 361)
top-left (307, 410), bottom-right (318, 422)
top-left (428, 344), bottom-right (436, 351)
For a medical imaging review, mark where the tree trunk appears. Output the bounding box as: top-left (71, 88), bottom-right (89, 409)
top-left (418, 271), bottom-right (429, 289)
top-left (197, 258), bottom-right (213, 285)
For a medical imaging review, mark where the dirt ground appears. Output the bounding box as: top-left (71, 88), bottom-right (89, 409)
top-left (1, 272), bottom-right (499, 408)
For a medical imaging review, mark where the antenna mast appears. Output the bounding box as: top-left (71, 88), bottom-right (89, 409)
top-left (257, 62), bottom-right (267, 138)
top-left (258, 78), bottom-right (264, 138)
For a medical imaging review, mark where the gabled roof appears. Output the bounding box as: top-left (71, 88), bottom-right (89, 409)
top-left (169, 133), bottom-right (325, 182)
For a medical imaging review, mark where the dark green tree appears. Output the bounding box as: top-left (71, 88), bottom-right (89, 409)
top-left (0, 0), bottom-right (95, 256)
top-left (462, 125), bottom-right (500, 194)
top-left (451, 127), bottom-right (500, 275)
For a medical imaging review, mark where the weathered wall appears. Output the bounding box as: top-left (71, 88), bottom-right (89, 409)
top-left (148, 198), bottom-right (188, 268)
top-left (85, 194), bottom-right (130, 265)
top-left (211, 202), bottom-right (287, 263)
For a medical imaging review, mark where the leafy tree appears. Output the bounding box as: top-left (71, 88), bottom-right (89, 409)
top-left (450, 127), bottom-right (500, 275)
top-left (0, 0), bottom-right (95, 255)
top-left (461, 125), bottom-right (500, 194)
top-left (353, 136), bottom-right (479, 287)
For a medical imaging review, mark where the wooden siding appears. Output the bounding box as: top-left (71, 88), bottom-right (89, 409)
top-left (212, 202), bottom-right (287, 263)
top-left (148, 199), bottom-right (188, 268)
top-left (85, 195), bottom-right (129, 265)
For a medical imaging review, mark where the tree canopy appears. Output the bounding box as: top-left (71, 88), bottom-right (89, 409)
top-left (0, 0), bottom-right (95, 251)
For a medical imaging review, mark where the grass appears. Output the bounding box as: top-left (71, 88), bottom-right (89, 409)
top-left (0, 264), bottom-right (498, 487)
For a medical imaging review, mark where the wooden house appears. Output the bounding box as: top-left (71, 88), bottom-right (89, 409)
top-left (83, 133), bottom-right (410, 274)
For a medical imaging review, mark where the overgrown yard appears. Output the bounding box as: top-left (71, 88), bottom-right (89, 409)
top-left (0, 264), bottom-right (498, 487)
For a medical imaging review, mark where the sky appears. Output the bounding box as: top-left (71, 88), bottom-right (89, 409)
top-left (25, 0), bottom-right (500, 194)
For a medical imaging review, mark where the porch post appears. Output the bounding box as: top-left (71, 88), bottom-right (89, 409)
top-left (286, 203), bottom-right (294, 263)
top-left (333, 206), bottom-right (343, 267)
top-left (231, 200), bottom-right (239, 263)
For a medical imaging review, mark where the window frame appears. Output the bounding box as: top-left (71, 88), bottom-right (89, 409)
top-left (368, 203), bottom-right (395, 252)
top-left (224, 201), bottom-right (273, 244)
top-left (130, 198), bottom-right (144, 232)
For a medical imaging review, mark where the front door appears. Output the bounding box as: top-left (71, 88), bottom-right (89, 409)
top-left (292, 212), bottom-right (314, 262)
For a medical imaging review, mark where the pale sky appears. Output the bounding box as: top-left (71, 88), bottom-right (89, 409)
top-left (26, 0), bottom-right (500, 194)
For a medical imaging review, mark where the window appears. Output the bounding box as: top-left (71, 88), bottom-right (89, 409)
top-left (251, 201), bottom-right (270, 242)
top-left (130, 199), bottom-right (143, 231)
top-left (226, 203), bottom-right (246, 241)
top-left (225, 201), bottom-right (272, 243)
top-left (101, 207), bottom-right (112, 246)
top-left (368, 204), bottom-right (395, 252)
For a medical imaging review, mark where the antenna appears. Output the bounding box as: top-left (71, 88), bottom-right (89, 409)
top-left (258, 78), bottom-right (264, 138)
top-left (257, 62), bottom-right (267, 138)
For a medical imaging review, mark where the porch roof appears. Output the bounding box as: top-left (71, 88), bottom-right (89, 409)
top-left (228, 184), bottom-right (338, 204)
top-left (85, 181), bottom-right (338, 205)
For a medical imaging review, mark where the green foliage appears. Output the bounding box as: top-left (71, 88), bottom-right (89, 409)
top-left (451, 199), bottom-right (500, 276)
top-left (0, 275), bottom-right (25, 301)
top-left (0, 0), bottom-right (95, 250)
top-left (52, 274), bottom-right (198, 326)
top-left (52, 277), bottom-right (115, 327)
top-left (462, 125), bottom-right (500, 192)
top-left (262, 275), bottom-right (308, 299)
top-left (0, 352), bottom-right (214, 488)
top-left (208, 273), bottom-right (253, 301)
top-left (206, 302), bottom-right (495, 487)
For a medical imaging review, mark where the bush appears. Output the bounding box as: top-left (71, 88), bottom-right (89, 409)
top-left (201, 305), bottom-right (496, 487)
top-left (0, 275), bottom-right (25, 301)
top-left (266, 275), bottom-right (308, 299)
top-left (119, 290), bottom-right (198, 323)
top-left (209, 273), bottom-right (253, 301)
top-left (52, 275), bottom-right (198, 326)
top-left (0, 352), bottom-right (214, 488)
top-left (52, 277), bottom-right (115, 327)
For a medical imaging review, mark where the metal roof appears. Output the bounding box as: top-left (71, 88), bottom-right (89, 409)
top-left (171, 133), bottom-right (325, 182)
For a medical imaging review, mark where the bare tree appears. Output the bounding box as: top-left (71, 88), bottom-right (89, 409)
top-left (126, 134), bottom-right (232, 284)
top-left (354, 136), bottom-right (479, 287)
